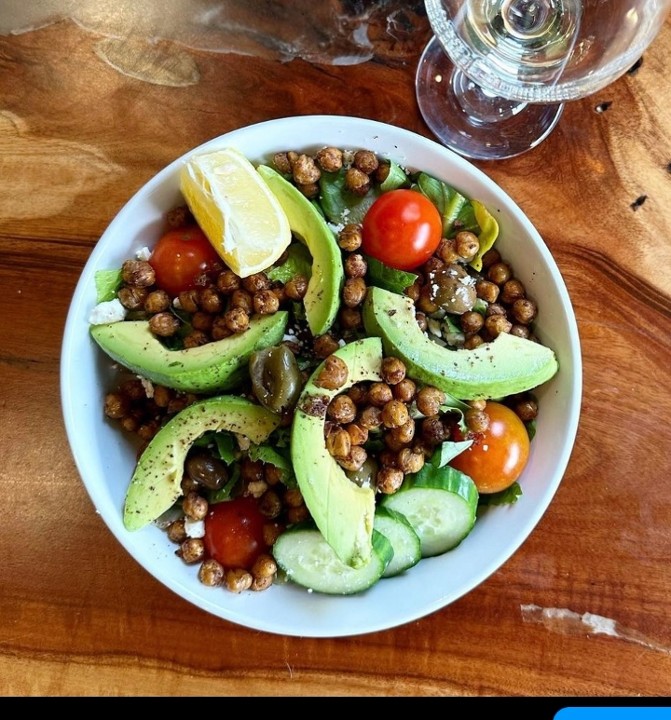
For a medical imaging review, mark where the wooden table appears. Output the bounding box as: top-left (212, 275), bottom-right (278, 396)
top-left (2, 2), bottom-right (671, 697)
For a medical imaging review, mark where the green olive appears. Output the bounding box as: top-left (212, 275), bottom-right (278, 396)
top-left (249, 344), bottom-right (302, 414)
top-left (429, 263), bottom-right (477, 315)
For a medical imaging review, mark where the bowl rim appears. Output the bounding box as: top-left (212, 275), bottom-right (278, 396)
top-left (60, 114), bottom-right (583, 637)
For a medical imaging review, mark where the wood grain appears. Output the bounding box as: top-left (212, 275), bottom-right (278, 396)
top-left (2, 8), bottom-right (671, 697)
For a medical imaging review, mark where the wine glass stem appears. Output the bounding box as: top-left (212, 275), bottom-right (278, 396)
top-left (450, 68), bottom-right (528, 124)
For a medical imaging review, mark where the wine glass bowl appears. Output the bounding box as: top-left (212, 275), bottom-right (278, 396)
top-left (417, 0), bottom-right (671, 159)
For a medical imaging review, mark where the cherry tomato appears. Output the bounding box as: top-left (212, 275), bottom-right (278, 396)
top-left (148, 225), bottom-right (221, 296)
top-left (203, 496), bottom-right (268, 570)
top-left (361, 189), bottom-right (442, 271)
top-left (450, 401), bottom-right (530, 494)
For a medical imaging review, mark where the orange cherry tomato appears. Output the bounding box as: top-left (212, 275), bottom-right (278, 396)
top-left (450, 401), bottom-right (530, 494)
top-left (148, 225), bottom-right (221, 296)
top-left (204, 496), bottom-right (268, 570)
top-left (361, 189), bottom-right (442, 271)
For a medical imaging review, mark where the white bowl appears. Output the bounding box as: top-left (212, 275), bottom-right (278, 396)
top-left (61, 115), bottom-right (582, 637)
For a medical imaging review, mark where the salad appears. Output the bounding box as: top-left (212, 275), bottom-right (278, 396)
top-left (89, 144), bottom-right (558, 596)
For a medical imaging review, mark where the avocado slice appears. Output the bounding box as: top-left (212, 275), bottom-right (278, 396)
top-left (90, 312), bottom-right (288, 394)
top-left (362, 286), bottom-right (558, 400)
top-left (290, 337), bottom-right (383, 569)
top-left (257, 165), bottom-right (344, 336)
top-left (124, 395), bottom-right (280, 531)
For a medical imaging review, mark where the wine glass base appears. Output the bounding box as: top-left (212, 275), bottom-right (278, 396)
top-left (416, 36), bottom-right (564, 161)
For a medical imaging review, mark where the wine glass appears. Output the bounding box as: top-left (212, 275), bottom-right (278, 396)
top-left (416, 0), bottom-right (671, 160)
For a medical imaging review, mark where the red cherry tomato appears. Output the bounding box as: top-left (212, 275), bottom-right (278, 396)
top-left (204, 496), bottom-right (268, 570)
top-left (450, 401), bottom-right (530, 494)
top-left (361, 189), bottom-right (442, 271)
top-left (148, 225), bottom-right (221, 296)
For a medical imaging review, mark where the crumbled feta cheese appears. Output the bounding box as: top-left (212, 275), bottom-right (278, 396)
top-left (427, 318), bottom-right (442, 337)
top-left (327, 221), bottom-right (345, 234)
top-left (88, 298), bottom-right (127, 325)
top-left (173, 297), bottom-right (182, 309)
top-left (337, 338), bottom-right (346, 348)
top-left (139, 376), bottom-right (154, 398)
top-left (135, 246), bottom-right (152, 261)
top-left (185, 519), bottom-right (205, 539)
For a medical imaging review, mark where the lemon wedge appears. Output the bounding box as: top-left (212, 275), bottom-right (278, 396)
top-left (179, 147), bottom-right (292, 278)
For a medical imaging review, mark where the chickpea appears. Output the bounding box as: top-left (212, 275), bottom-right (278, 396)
top-left (229, 289), bottom-right (254, 313)
top-left (104, 392), bottom-right (129, 420)
top-left (512, 298), bottom-right (537, 325)
top-left (510, 324), bottom-right (530, 339)
top-left (166, 205), bottom-right (192, 228)
top-left (313, 333), bottom-right (341, 359)
top-left (476, 279), bottom-right (500, 304)
top-left (292, 153), bottom-right (321, 185)
top-left (342, 277), bottom-right (367, 308)
top-left (397, 447), bottom-right (425, 474)
top-left (367, 382), bottom-right (393, 407)
top-left (339, 307), bottom-right (362, 330)
top-left (487, 261), bottom-right (512, 285)
top-left (387, 418), bottom-right (415, 446)
top-left (327, 394), bottom-right (357, 424)
top-left (166, 518), bottom-right (187, 544)
top-left (393, 378), bottom-right (416, 403)
top-left (513, 395), bottom-right (538, 422)
top-left (121, 259), bottom-right (155, 287)
top-left (344, 253), bottom-right (367, 279)
top-left (273, 152), bottom-right (293, 174)
top-left (465, 408), bottom-right (490, 434)
top-left (211, 316), bottom-right (233, 340)
top-left (118, 285), bottom-right (148, 310)
top-left (326, 428), bottom-right (352, 459)
top-left (464, 334), bottom-right (484, 350)
top-left (345, 423), bottom-right (368, 446)
top-left (223, 307), bottom-right (250, 334)
top-left (381, 399), bottom-right (410, 429)
top-left (297, 183), bottom-right (319, 199)
top-left (216, 270), bottom-right (241, 295)
top-left (353, 149), bottom-right (379, 175)
top-left (284, 274), bottom-right (308, 301)
top-left (484, 314), bottom-right (513, 338)
top-left (347, 383), bottom-right (369, 406)
top-left (149, 312), bottom-right (180, 337)
top-left (376, 467), bottom-right (404, 495)
top-left (314, 355), bottom-right (349, 390)
top-left (253, 289), bottom-right (280, 315)
top-left (501, 278), bottom-right (526, 305)
top-left (358, 405), bottom-right (382, 430)
top-left (338, 223), bottom-right (363, 252)
top-left (182, 492), bottom-right (208, 521)
top-left (416, 386), bottom-right (446, 417)
top-left (421, 415), bottom-right (448, 445)
top-left (258, 489), bottom-right (282, 519)
top-left (374, 161), bottom-right (391, 184)
top-left (381, 356), bottom-right (406, 385)
top-left (315, 146), bottom-right (343, 172)
top-left (224, 568), bottom-right (253, 593)
top-left (242, 273), bottom-right (270, 294)
top-left (336, 445), bottom-right (367, 472)
top-left (436, 238), bottom-right (460, 265)
top-left (481, 247), bottom-right (501, 269)
top-left (198, 558), bottom-right (224, 587)
top-left (344, 167), bottom-right (370, 196)
top-left (191, 311), bottom-right (213, 331)
top-left (455, 231), bottom-right (480, 261)
top-left (178, 538), bottom-right (205, 564)
top-left (461, 310), bottom-right (484, 336)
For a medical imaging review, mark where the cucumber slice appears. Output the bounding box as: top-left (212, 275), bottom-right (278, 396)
top-left (273, 522), bottom-right (393, 595)
top-left (381, 466), bottom-right (478, 557)
top-left (373, 506), bottom-right (422, 578)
